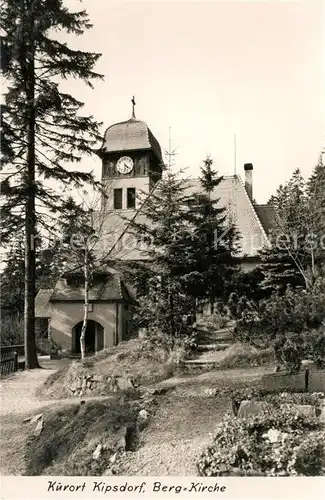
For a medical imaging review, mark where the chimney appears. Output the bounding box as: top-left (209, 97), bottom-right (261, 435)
top-left (244, 163), bottom-right (253, 201)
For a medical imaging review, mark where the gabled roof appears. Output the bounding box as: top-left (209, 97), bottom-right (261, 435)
top-left (35, 289), bottom-right (53, 318)
top-left (35, 275), bottom-right (133, 316)
top-left (101, 118), bottom-right (162, 161)
top-left (254, 204), bottom-right (276, 235)
top-left (98, 174), bottom-right (271, 262)
top-left (50, 274), bottom-right (132, 302)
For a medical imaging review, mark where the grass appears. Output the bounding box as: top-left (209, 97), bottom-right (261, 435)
top-left (215, 343), bottom-right (275, 369)
top-left (24, 394), bottom-right (139, 476)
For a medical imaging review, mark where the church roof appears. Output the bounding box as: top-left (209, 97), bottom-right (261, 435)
top-left (97, 174), bottom-right (271, 262)
top-left (254, 204), bottom-right (276, 235)
top-left (101, 118), bottom-right (162, 161)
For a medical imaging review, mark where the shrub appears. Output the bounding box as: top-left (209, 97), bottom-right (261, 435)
top-left (197, 406), bottom-right (325, 476)
top-left (196, 311), bottom-right (229, 331)
top-left (230, 389), bottom-right (325, 411)
top-left (304, 329), bottom-right (325, 369)
top-left (274, 333), bottom-right (305, 373)
top-left (230, 280), bottom-right (325, 371)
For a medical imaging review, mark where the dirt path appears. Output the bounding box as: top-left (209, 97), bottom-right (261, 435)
top-left (0, 360), bottom-right (76, 475)
top-left (115, 391), bottom-right (231, 475)
top-left (0, 362), bottom-right (271, 476)
top-left (113, 366), bottom-right (271, 475)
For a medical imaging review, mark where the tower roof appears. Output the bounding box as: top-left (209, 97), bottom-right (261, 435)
top-left (101, 118), bottom-right (162, 161)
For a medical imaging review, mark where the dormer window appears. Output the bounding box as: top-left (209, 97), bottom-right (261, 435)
top-left (67, 276), bottom-right (85, 287)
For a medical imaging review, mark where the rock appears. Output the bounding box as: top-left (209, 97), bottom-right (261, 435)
top-left (33, 418), bottom-right (43, 437)
top-left (142, 397), bottom-right (154, 406)
top-left (137, 409), bottom-right (149, 430)
top-left (23, 414), bottom-right (42, 424)
top-left (116, 436), bottom-right (126, 451)
top-left (138, 409), bottom-right (149, 420)
top-left (238, 400), bottom-right (273, 418)
top-left (146, 386), bottom-right (168, 395)
top-left (114, 426), bottom-right (127, 451)
top-left (145, 387), bottom-right (157, 395)
top-left (139, 328), bottom-right (148, 338)
top-left (92, 444), bottom-right (102, 460)
top-left (204, 388), bottom-right (218, 397)
top-left (70, 382), bottom-right (82, 393)
top-left (116, 378), bottom-right (134, 391)
top-left (320, 405), bottom-right (325, 423)
top-left (288, 404), bottom-right (316, 418)
top-left (30, 413), bottom-right (43, 424)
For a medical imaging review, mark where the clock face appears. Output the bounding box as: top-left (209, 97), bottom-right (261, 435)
top-left (116, 156), bottom-right (134, 174)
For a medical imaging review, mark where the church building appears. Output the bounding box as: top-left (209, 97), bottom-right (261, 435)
top-left (35, 102), bottom-right (274, 356)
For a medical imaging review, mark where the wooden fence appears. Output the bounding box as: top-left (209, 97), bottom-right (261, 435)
top-left (0, 345), bottom-right (23, 376)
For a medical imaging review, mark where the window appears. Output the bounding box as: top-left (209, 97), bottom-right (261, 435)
top-left (127, 188), bottom-right (136, 209)
top-left (67, 276), bottom-right (85, 287)
top-left (113, 188), bottom-right (123, 209)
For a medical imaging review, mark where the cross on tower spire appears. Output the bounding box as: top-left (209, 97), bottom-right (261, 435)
top-left (131, 96), bottom-right (136, 119)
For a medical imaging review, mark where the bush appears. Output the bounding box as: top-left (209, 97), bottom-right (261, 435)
top-left (230, 281), bottom-right (325, 371)
top-left (196, 311), bottom-right (229, 331)
top-left (304, 329), bottom-right (325, 369)
top-left (197, 406), bottom-right (325, 476)
top-left (274, 333), bottom-right (305, 373)
top-left (230, 389), bottom-right (325, 412)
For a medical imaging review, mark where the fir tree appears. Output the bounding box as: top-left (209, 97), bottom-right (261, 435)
top-left (183, 157), bottom-right (239, 311)
top-left (128, 168), bottom-right (196, 339)
top-left (1, 0), bottom-right (103, 367)
top-left (305, 153), bottom-right (325, 277)
top-left (260, 164), bottom-right (324, 292)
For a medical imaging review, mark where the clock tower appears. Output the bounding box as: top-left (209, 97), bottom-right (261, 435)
top-left (99, 100), bottom-right (163, 211)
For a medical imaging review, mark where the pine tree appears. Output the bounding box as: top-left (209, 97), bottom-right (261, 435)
top-left (305, 153), bottom-right (325, 278)
top-left (0, 231), bottom-right (25, 320)
top-left (183, 157), bottom-right (239, 312)
top-left (260, 165), bottom-right (324, 292)
top-left (128, 168), bottom-right (196, 339)
top-left (1, 0), bottom-right (103, 367)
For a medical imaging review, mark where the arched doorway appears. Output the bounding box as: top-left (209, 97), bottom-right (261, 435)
top-left (73, 320), bottom-right (104, 355)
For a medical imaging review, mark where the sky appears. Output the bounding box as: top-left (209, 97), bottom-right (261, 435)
top-left (7, 0), bottom-right (325, 205)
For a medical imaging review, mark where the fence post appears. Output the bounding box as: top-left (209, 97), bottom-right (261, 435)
top-left (304, 368), bottom-right (309, 392)
top-left (14, 351), bottom-right (18, 372)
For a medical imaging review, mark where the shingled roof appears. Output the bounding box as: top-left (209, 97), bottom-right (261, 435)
top-left (50, 274), bottom-right (131, 302)
top-left (97, 174), bottom-right (271, 262)
top-left (101, 118), bottom-right (162, 162)
top-left (254, 204), bottom-right (276, 235)
top-left (35, 289), bottom-right (53, 318)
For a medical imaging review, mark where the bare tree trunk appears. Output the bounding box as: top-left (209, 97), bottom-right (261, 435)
top-left (23, 0), bottom-right (39, 369)
top-left (80, 251), bottom-right (89, 359)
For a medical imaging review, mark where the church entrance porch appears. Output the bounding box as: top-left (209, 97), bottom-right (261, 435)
top-left (73, 320), bottom-right (104, 355)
